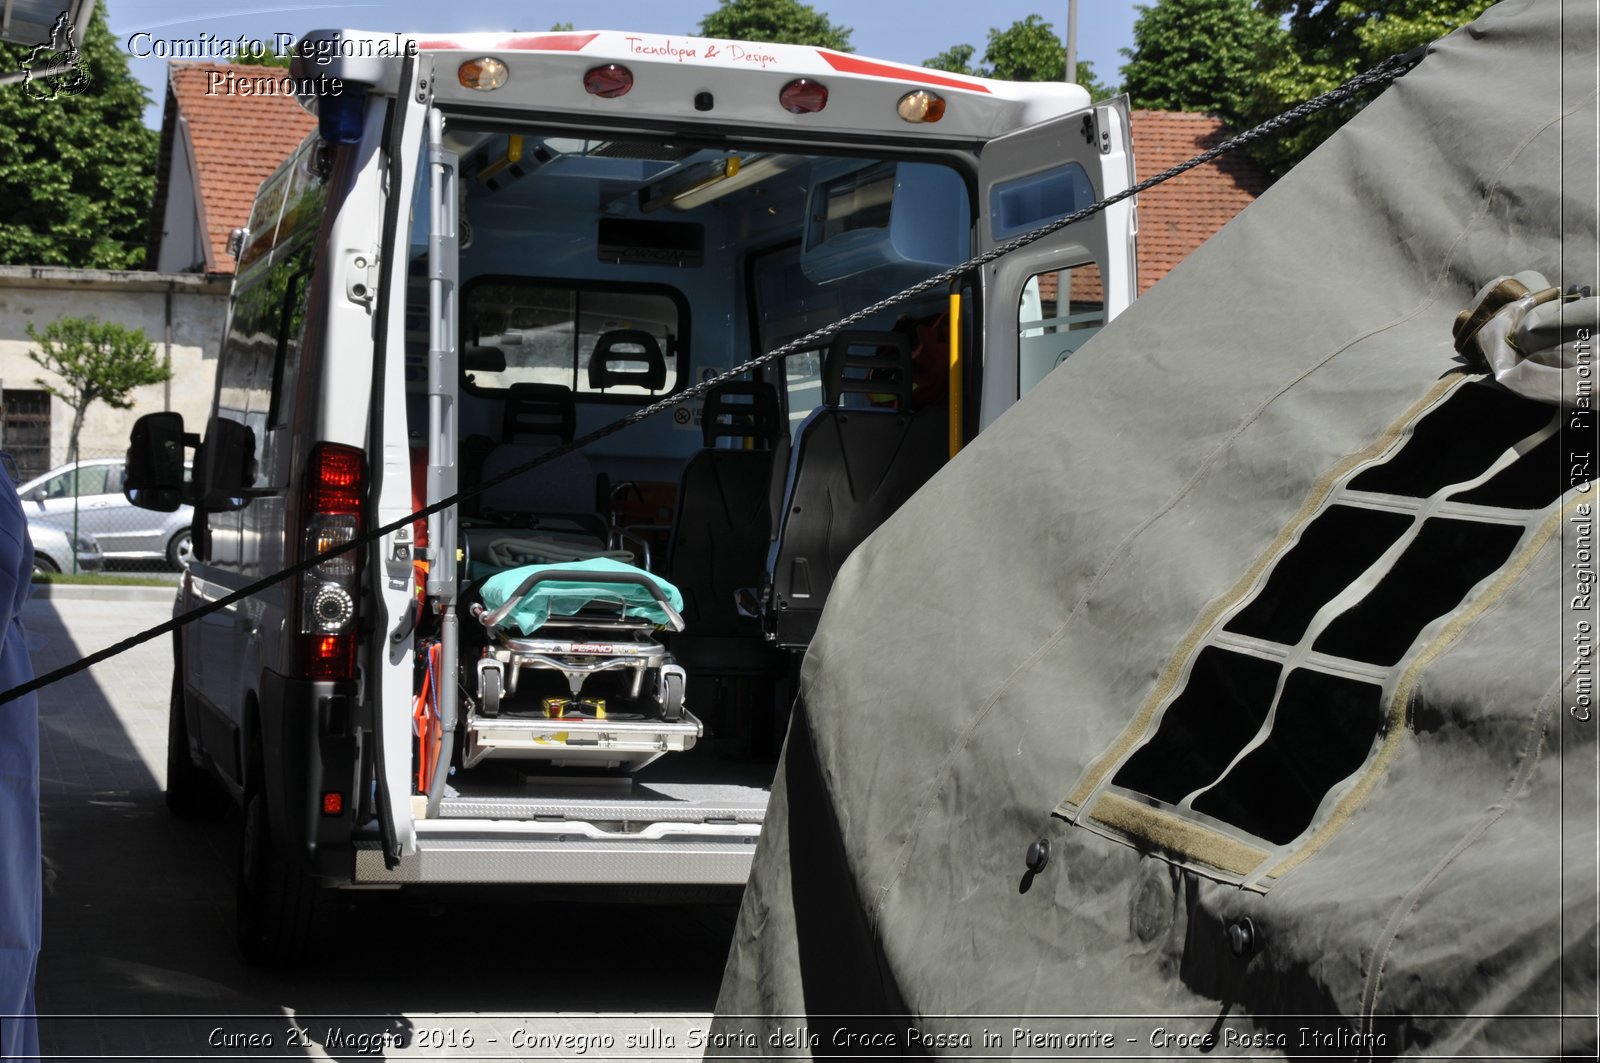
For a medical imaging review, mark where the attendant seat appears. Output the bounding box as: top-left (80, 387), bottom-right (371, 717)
top-left (667, 381), bottom-right (785, 673)
top-left (478, 383), bottom-right (607, 540)
top-left (764, 331), bottom-right (948, 649)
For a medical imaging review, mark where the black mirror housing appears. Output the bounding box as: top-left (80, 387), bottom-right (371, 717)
top-left (125, 412), bottom-right (195, 512)
top-left (196, 418), bottom-right (257, 511)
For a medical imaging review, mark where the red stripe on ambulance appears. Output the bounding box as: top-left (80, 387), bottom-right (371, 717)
top-left (816, 50), bottom-right (992, 93)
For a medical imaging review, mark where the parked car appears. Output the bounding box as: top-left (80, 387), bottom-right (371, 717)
top-left (16, 457), bottom-right (192, 569)
top-left (26, 521), bottom-right (102, 574)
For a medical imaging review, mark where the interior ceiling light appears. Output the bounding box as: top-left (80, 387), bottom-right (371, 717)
top-left (778, 79), bottom-right (828, 114)
top-left (656, 154), bottom-right (810, 212)
top-left (897, 89), bottom-right (946, 123)
top-left (584, 64), bottom-right (634, 98)
top-left (459, 57), bottom-right (507, 91)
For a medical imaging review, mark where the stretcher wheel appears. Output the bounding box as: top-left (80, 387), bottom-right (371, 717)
top-left (480, 669), bottom-right (501, 717)
top-left (661, 671), bottom-right (685, 722)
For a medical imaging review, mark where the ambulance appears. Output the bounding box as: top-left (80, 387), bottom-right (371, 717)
top-left (124, 27), bottom-right (1138, 962)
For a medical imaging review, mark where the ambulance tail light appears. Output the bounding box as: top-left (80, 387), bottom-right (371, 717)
top-left (779, 79), bottom-right (828, 114)
top-left (298, 443), bottom-right (365, 681)
top-left (583, 64), bottom-right (633, 98)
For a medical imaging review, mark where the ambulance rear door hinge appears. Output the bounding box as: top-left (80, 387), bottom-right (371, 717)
top-left (344, 248), bottom-right (379, 309)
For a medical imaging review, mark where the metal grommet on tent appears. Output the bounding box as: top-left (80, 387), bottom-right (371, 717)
top-left (1226, 917), bottom-right (1256, 959)
top-left (1024, 838), bottom-right (1050, 873)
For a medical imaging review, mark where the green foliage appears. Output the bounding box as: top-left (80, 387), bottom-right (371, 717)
top-left (924, 15), bottom-right (1113, 98)
top-left (0, 4), bottom-right (158, 268)
top-left (550, 22), bottom-right (576, 32)
top-left (1120, 0), bottom-right (1284, 121)
top-left (26, 316), bottom-right (171, 462)
top-left (1247, 0), bottom-right (1496, 174)
top-left (923, 43), bottom-right (978, 76)
top-left (229, 48), bottom-right (292, 69)
top-left (697, 0), bottom-right (853, 50)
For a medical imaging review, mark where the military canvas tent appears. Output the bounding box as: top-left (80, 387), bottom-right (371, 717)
top-left (711, 0), bottom-right (1598, 1057)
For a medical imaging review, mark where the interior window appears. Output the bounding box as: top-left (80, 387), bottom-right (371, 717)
top-left (780, 349), bottom-right (825, 437)
top-left (1018, 264), bottom-right (1105, 396)
top-left (462, 279), bottom-right (683, 398)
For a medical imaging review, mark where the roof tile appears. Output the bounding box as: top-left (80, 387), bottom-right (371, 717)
top-left (164, 62), bottom-right (316, 274)
top-left (1047, 110), bottom-right (1269, 304)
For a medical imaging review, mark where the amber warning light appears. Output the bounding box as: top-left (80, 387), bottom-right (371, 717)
top-left (459, 57), bottom-right (507, 90)
top-left (898, 89), bottom-right (945, 123)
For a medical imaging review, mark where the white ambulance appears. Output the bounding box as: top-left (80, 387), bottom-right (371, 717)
top-left (124, 28), bottom-right (1137, 962)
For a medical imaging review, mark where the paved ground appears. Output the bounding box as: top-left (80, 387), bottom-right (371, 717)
top-left (26, 595), bottom-right (740, 1061)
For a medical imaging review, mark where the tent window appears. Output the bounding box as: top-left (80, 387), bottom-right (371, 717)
top-left (1451, 431), bottom-right (1562, 509)
top-left (1077, 379), bottom-right (1565, 879)
top-left (1190, 670), bottom-right (1384, 844)
top-left (1313, 517), bottom-right (1525, 665)
top-left (1223, 505), bottom-right (1412, 645)
top-left (1018, 264), bottom-right (1103, 397)
top-left (1347, 383), bottom-right (1552, 497)
top-left (1112, 647), bottom-right (1279, 803)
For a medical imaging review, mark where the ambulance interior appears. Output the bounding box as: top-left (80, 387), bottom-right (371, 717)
top-left (403, 126), bottom-right (1104, 789)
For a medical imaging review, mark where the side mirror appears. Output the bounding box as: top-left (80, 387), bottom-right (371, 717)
top-left (125, 412), bottom-right (195, 512)
top-left (196, 417), bottom-right (258, 512)
top-left (25, 487), bottom-right (44, 504)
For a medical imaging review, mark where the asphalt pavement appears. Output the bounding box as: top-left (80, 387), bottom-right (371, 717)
top-left (25, 594), bottom-right (738, 1061)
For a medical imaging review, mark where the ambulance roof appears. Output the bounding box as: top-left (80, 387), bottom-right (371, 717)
top-left (291, 29), bottom-right (1094, 142)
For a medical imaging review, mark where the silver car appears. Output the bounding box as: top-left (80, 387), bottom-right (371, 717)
top-left (17, 457), bottom-right (193, 569)
top-left (26, 521), bottom-right (103, 574)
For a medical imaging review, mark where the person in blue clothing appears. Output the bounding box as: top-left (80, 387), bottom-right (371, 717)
top-left (0, 452), bottom-right (40, 1060)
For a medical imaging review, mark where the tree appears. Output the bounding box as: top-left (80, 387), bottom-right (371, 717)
top-left (0, 4), bottom-right (158, 268)
top-left (924, 15), bottom-right (1112, 98)
top-left (1246, 0), bottom-right (1495, 174)
top-left (1120, 0), bottom-right (1284, 122)
top-left (26, 317), bottom-right (171, 465)
top-left (697, 0), bottom-right (853, 50)
top-left (229, 48), bottom-right (292, 69)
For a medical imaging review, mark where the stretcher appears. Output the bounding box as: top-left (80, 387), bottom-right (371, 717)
top-left (461, 561), bottom-right (701, 771)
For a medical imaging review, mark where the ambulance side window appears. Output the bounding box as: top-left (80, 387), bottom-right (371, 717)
top-left (1018, 263), bottom-right (1104, 397)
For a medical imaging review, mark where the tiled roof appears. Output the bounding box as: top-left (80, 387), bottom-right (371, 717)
top-left (1128, 109), bottom-right (1268, 291)
top-left (149, 63), bottom-right (316, 273)
top-left (1045, 110), bottom-right (1269, 304)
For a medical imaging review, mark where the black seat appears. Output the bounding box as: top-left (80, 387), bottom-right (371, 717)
top-left (589, 330), bottom-right (667, 393)
top-left (765, 331), bottom-right (948, 649)
top-left (479, 383), bottom-right (607, 538)
top-left (667, 381), bottom-right (786, 672)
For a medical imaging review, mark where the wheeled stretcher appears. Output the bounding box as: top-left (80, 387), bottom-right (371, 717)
top-left (462, 562), bottom-right (701, 771)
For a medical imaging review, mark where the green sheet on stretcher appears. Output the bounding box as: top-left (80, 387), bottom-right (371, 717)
top-left (478, 558), bottom-right (685, 635)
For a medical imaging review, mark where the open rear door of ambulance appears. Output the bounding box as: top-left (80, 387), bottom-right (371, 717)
top-left (977, 96), bottom-right (1137, 431)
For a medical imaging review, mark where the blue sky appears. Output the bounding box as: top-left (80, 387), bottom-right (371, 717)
top-left (105, 0), bottom-right (1143, 128)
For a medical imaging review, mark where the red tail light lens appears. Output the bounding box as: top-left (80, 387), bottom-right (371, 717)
top-left (779, 79), bottom-right (828, 114)
top-left (308, 443), bottom-right (364, 514)
top-left (299, 443), bottom-right (365, 682)
top-left (583, 64), bottom-right (633, 98)
top-left (321, 791), bottom-right (345, 816)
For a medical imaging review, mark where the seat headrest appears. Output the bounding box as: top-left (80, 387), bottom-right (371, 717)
top-left (824, 330), bottom-right (915, 409)
top-left (589, 330), bottom-right (667, 392)
top-left (502, 382), bottom-right (576, 444)
top-left (701, 380), bottom-right (780, 448)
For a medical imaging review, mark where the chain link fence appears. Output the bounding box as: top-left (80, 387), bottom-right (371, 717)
top-left (12, 447), bottom-right (192, 576)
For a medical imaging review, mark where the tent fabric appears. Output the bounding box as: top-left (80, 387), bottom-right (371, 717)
top-left (712, 1), bottom-right (1597, 1057)
top-left (477, 557), bottom-right (683, 634)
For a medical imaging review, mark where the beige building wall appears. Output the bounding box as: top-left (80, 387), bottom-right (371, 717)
top-left (0, 266), bottom-right (229, 474)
